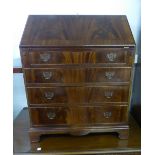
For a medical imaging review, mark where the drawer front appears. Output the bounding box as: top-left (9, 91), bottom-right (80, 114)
top-left (30, 107), bottom-right (70, 126)
top-left (24, 68), bottom-right (131, 84)
top-left (27, 86), bottom-right (129, 105)
top-left (21, 48), bottom-right (134, 67)
top-left (30, 106), bottom-right (128, 126)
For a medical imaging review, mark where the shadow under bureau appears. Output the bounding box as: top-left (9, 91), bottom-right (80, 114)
top-left (20, 15), bottom-right (135, 143)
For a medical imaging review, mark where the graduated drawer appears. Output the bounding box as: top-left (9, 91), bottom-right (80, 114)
top-left (21, 48), bottom-right (134, 67)
top-left (27, 86), bottom-right (129, 105)
top-left (24, 67), bottom-right (131, 84)
top-left (30, 106), bottom-right (128, 126)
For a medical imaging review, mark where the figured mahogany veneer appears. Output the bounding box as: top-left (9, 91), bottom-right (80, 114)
top-left (20, 15), bottom-right (135, 142)
top-left (27, 86), bottom-right (129, 105)
top-left (24, 67), bottom-right (131, 84)
top-left (21, 48), bottom-right (134, 67)
top-left (30, 106), bottom-right (128, 126)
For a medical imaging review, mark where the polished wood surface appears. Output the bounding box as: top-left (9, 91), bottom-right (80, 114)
top-left (27, 86), bottom-right (129, 105)
top-left (21, 48), bottom-right (134, 67)
top-left (13, 108), bottom-right (141, 154)
top-left (20, 15), bottom-right (135, 47)
top-left (30, 106), bottom-right (128, 126)
top-left (24, 67), bottom-right (131, 84)
top-left (20, 15), bottom-right (135, 141)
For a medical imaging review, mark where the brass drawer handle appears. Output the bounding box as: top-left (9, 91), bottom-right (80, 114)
top-left (105, 72), bottom-right (115, 80)
top-left (104, 91), bottom-right (113, 98)
top-left (47, 112), bottom-right (56, 120)
top-left (106, 53), bottom-right (117, 61)
top-left (42, 71), bottom-right (53, 80)
top-left (40, 53), bottom-right (50, 62)
top-left (103, 112), bottom-right (112, 118)
top-left (44, 92), bottom-right (54, 100)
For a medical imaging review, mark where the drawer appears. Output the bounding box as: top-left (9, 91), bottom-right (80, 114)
top-left (27, 86), bottom-right (129, 105)
top-left (30, 107), bottom-right (70, 126)
top-left (30, 106), bottom-right (128, 126)
top-left (24, 67), bottom-right (131, 84)
top-left (21, 48), bottom-right (134, 67)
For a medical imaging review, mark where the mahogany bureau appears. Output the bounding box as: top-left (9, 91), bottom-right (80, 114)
top-left (20, 15), bottom-right (135, 143)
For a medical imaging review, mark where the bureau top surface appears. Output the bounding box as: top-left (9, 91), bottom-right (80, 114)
top-left (20, 15), bottom-right (135, 48)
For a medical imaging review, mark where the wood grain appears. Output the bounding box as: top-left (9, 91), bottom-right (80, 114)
top-left (27, 86), bottom-right (129, 105)
top-left (30, 105), bottom-right (128, 127)
top-left (20, 15), bottom-right (135, 47)
top-left (24, 67), bottom-right (131, 84)
top-left (21, 48), bottom-right (134, 67)
top-left (19, 15), bottom-right (136, 142)
top-left (13, 108), bottom-right (140, 154)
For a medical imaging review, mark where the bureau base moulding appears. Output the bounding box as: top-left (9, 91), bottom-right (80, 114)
top-left (29, 125), bottom-right (129, 142)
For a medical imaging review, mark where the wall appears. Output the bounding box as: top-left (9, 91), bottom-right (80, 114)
top-left (13, 0), bottom-right (141, 119)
